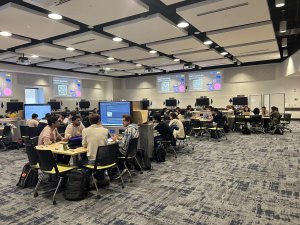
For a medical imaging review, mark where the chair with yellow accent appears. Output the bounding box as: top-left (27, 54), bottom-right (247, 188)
top-left (208, 116), bottom-right (228, 141)
top-left (85, 143), bottom-right (124, 199)
top-left (24, 137), bottom-right (39, 185)
top-left (33, 150), bottom-right (75, 205)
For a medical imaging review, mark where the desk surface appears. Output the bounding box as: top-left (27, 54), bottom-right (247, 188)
top-left (227, 115), bottom-right (270, 119)
top-left (36, 142), bottom-right (87, 156)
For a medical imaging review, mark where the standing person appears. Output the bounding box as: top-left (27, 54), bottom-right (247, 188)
top-left (169, 112), bottom-right (185, 145)
top-left (27, 113), bottom-right (39, 127)
top-left (64, 115), bottom-right (85, 140)
top-left (112, 114), bottom-right (139, 156)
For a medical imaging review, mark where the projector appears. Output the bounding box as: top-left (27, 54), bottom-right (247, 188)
top-left (98, 68), bottom-right (105, 74)
top-left (16, 56), bottom-right (31, 65)
top-left (183, 63), bottom-right (195, 70)
top-left (144, 67), bottom-right (153, 73)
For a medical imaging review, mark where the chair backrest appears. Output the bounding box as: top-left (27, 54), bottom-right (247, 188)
top-left (36, 150), bottom-right (59, 174)
top-left (283, 113), bottom-right (291, 122)
top-left (37, 122), bottom-right (47, 135)
top-left (94, 143), bottom-right (119, 170)
top-left (182, 121), bottom-right (191, 136)
top-left (57, 125), bottom-right (67, 134)
top-left (126, 138), bottom-right (139, 158)
top-left (217, 117), bottom-right (226, 128)
top-left (24, 137), bottom-right (39, 166)
top-left (28, 127), bottom-right (39, 138)
top-left (20, 125), bottom-right (29, 138)
top-left (190, 119), bottom-right (201, 128)
top-left (235, 115), bottom-right (245, 123)
top-left (250, 115), bottom-right (262, 125)
top-left (3, 126), bottom-right (11, 137)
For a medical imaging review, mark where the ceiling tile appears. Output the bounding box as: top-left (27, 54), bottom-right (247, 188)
top-left (0, 3), bottom-right (79, 40)
top-left (73, 66), bottom-right (100, 74)
top-left (65, 54), bottom-right (119, 65)
top-left (0, 35), bottom-right (31, 50)
top-left (23, 0), bottom-right (149, 26)
top-left (104, 13), bottom-right (187, 44)
top-left (126, 68), bottom-right (162, 74)
top-left (194, 58), bottom-right (233, 67)
top-left (53, 31), bottom-right (128, 53)
top-left (37, 60), bottom-right (86, 69)
top-left (156, 64), bottom-right (185, 71)
top-left (101, 46), bottom-right (157, 61)
top-left (207, 21), bottom-right (276, 47)
top-left (104, 62), bottom-right (137, 70)
top-left (174, 49), bottom-right (222, 62)
top-left (177, 0), bottom-right (270, 32)
top-left (105, 71), bottom-right (134, 77)
top-left (237, 51), bottom-right (281, 63)
top-left (161, 0), bottom-right (185, 5)
top-left (16, 43), bottom-right (85, 59)
top-left (134, 56), bottom-right (179, 66)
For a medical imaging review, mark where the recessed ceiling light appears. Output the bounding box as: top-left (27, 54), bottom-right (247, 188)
top-left (173, 58), bottom-right (180, 62)
top-left (275, 0), bottom-right (285, 7)
top-left (31, 55), bottom-right (39, 58)
top-left (107, 57), bottom-right (114, 60)
top-left (48, 13), bottom-right (63, 20)
top-left (66, 47), bottom-right (75, 51)
top-left (136, 64), bottom-right (142, 67)
top-left (149, 50), bottom-right (157, 54)
top-left (177, 22), bottom-right (189, 28)
top-left (113, 37), bottom-right (122, 42)
top-left (283, 49), bottom-right (288, 57)
top-left (279, 21), bottom-right (287, 33)
top-left (204, 40), bottom-right (213, 45)
top-left (194, 31), bottom-right (200, 34)
top-left (281, 38), bottom-right (287, 47)
top-left (104, 67), bottom-right (111, 71)
top-left (0, 31), bottom-right (12, 37)
top-left (221, 51), bottom-right (228, 56)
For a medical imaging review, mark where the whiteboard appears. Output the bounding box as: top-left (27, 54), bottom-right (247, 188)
top-left (249, 95), bottom-right (262, 110)
top-left (270, 93), bottom-right (285, 113)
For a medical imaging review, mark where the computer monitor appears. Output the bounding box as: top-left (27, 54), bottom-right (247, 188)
top-left (141, 100), bottom-right (150, 110)
top-left (24, 104), bottom-right (51, 120)
top-left (232, 97), bottom-right (248, 106)
top-left (196, 98), bottom-right (209, 106)
top-left (6, 102), bottom-right (24, 112)
top-left (165, 99), bottom-right (177, 107)
top-left (79, 101), bottom-right (90, 109)
top-left (99, 101), bottom-right (133, 126)
top-left (48, 101), bottom-right (61, 111)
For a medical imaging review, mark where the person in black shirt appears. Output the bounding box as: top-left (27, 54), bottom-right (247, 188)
top-left (153, 114), bottom-right (171, 147)
top-left (211, 108), bottom-right (223, 124)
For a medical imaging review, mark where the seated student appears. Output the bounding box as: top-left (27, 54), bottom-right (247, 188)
top-left (153, 114), bottom-right (172, 147)
top-left (184, 105), bottom-right (192, 120)
top-left (242, 105), bottom-right (251, 116)
top-left (58, 113), bottom-right (69, 125)
top-left (211, 108), bottom-right (223, 125)
top-left (269, 106), bottom-right (281, 129)
top-left (178, 109), bottom-right (185, 121)
top-left (37, 113), bottom-right (51, 135)
top-left (27, 113), bottom-right (39, 127)
top-left (226, 105), bottom-right (235, 116)
top-left (64, 115), bottom-right (85, 140)
top-left (38, 115), bottom-right (65, 145)
top-left (169, 112), bottom-right (185, 142)
top-left (252, 108), bottom-right (260, 116)
top-left (261, 106), bottom-right (269, 117)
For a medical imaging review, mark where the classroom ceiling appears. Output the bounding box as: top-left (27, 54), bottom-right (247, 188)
top-left (0, 0), bottom-right (299, 77)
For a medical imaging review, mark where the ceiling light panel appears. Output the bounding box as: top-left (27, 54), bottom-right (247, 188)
top-left (37, 60), bottom-right (86, 69)
top-left (161, 0), bottom-right (185, 5)
top-left (207, 21), bottom-right (276, 47)
top-left (177, 0), bottom-right (270, 32)
top-left (146, 36), bottom-right (208, 55)
top-left (156, 64), bottom-right (185, 71)
top-left (23, 0), bottom-right (149, 26)
top-left (225, 40), bottom-right (279, 56)
top-left (236, 51), bottom-right (281, 63)
top-left (16, 43), bottom-right (85, 59)
top-left (134, 56), bottom-right (179, 66)
top-left (104, 13), bottom-right (187, 44)
top-left (65, 54), bottom-right (119, 66)
top-left (0, 35), bottom-right (31, 50)
top-left (53, 31), bottom-right (128, 53)
top-left (104, 62), bottom-right (138, 70)
top-left (0, 3), bottom-right (78, 40)
top-left (101, 46), bottom-right (158, 61)
top-left (174, 49), bottom-right (222, 62)
top-left (194, 58), bottom-right (233, 67)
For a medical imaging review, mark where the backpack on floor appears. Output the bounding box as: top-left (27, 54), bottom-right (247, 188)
top-left (16, 163), bottom-right (38, 188)
top-left (134, 149), bottom-right (152, 171)
top-left (154, 144), bottom-right (166, 163)
top-left (242, 127), bottom-right (251, 135)
top-left (273, 127), bottom-right (283, 135)
top-left (63, 168), bottom-right (89, 201)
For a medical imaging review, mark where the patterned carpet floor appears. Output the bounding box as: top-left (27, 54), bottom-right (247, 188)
top-left (0, 122), bottom-right (299, 225)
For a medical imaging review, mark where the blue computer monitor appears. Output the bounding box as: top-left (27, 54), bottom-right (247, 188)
top-left (99, 101), bottom-right (132, 126)
top-left (24, 104), bottom-right (51, 120)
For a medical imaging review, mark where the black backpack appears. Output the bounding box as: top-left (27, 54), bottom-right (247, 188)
top-left (16, 163), bottom-right (38, 188)
top-left (134, 149), bottom-right (152, 171)
top-left (242, 127), bottom-right (251, 135)
top-left (63, 168), bottom-right (89, 201)
top-left (273, 127), bottom-right (283, 135)
top-left (154, 144), bottom-right (166, 162)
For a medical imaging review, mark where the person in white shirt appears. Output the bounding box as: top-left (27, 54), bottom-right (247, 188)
top-left (64, 115), bottom-right (85, 140)
top-left (58, 113), bottom-right (69, 125)
top-left (169, 112), bottom-right (185, 139)
top-left (27, 113), bottom-right (39, 127)
top-left (82, 113), bottom-right (108, 164)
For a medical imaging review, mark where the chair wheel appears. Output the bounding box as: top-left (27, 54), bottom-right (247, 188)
top-left (34, 192), bottom-right (38, 197)
top-left (53, 200), bottom-right (56, 205)
top-left (96, 195), bottom-right (101, 199)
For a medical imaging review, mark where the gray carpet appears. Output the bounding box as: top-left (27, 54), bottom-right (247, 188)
top-left (0, 122), bottom-right (299, 225)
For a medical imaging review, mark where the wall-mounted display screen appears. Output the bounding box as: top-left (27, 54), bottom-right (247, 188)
top-left (233, 97), bottom-right (248, 106)
top-left (165, 99), bottom-right (177, 107)
top-left (196, 98), bottom-right (210, 106)
top-left (0, 72), bottom-right (13, 97)
top-left (53, 77), bottom-right (81, 97)
top-left (48, 101), bottom-right (61, 111)
top-left (188, 71), bottom-right (222, 92)
top-left (157, 74), bottom-right (185, 93)
top-left (24, 104), bottom-right (51, 120)
top-left (7, 102), bottom-right (24, 112)
top-left (99, 101), bottom-right (132, 126)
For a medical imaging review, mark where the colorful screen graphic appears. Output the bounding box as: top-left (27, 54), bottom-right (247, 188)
top-left (0, 72), bottom-right (13, 97)
top-left (157, 74), bottom-right (185, 93)
top-left (188, 71), bottom-right (222, 92)
top-left (53, 77), bottom-right (81, 97)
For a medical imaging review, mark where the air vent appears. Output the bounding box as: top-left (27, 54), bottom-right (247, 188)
top-left (197, 3), bottom-right (248, 17)
top-left (71, 39), bottom-right (96, 45)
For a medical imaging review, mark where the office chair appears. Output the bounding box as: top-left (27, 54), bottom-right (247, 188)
top-left (24, 137), bottom-right (39, 187)
top-left (177, 121), bottom-right (194, 153)
top-left (208, 117), bottom-right (228, 141)
top-left (20, 125), bottom-right (30, 139)
top-left (250, 115), bottom-right (265, 133)
top-left (190, 119), bottom-right (207, 137)
top-left (0, 125), bottom-right (12, 150)
top-left (280, 113), bottom-right (292, 133)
